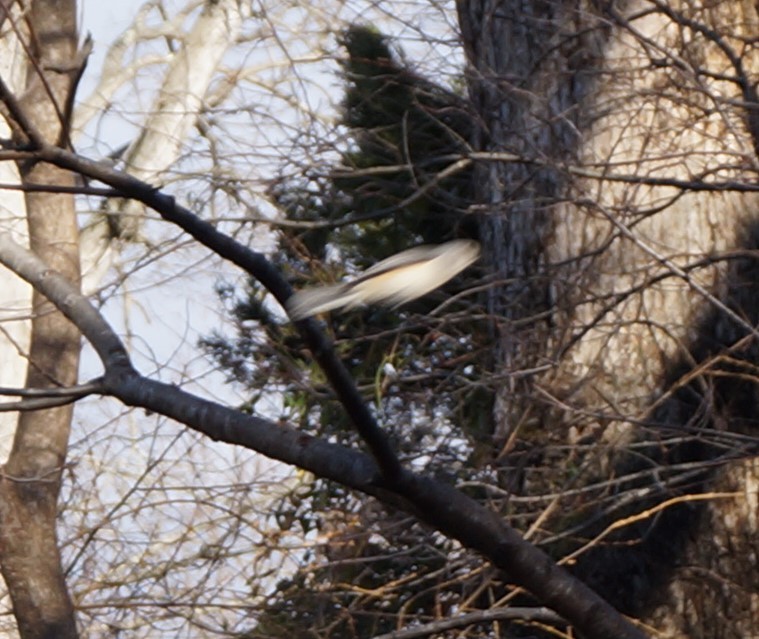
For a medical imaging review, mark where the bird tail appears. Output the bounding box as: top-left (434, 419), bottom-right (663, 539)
top-left (286, 284), bottom-right (359, 320)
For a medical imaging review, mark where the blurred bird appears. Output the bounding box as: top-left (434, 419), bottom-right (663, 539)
top-left (287, 239), bottom-right (480, 320)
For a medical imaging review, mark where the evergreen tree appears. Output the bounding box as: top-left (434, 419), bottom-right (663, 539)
top-left (203, 25), bottom-right (493, 638)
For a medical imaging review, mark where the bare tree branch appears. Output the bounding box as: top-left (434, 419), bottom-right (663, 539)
top-left (372, 606), bottom-right (566, 639)
top-left (0, 380), bottom-right (102, 411)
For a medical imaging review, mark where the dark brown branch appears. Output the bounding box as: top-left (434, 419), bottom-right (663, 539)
top-left (468, 152), bottom-right (759, 191)
top-left (0, 380), bottom-right (102, 411)
top-left (0, 395), bottom-right (88, 411)
top-left (0, 181), bottom-right (117, 196)
top-left (0, 380), bottom-right (102, 397)
top-left (57, 33), bottom-right (92, 149)
top-left (0, 71), bottom-right (45, 148)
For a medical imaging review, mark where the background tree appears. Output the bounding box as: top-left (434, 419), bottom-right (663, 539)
top-left (204, 25), bottom-right (492, 638)
top-left (0, 0), bottom-right (81, 635)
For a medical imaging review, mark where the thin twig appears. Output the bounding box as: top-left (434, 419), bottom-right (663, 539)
top-left (372, 606), bottom-right (566, 639)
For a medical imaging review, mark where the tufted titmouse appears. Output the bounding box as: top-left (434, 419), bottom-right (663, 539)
top-left (287, 239), bottom-right (480, 320)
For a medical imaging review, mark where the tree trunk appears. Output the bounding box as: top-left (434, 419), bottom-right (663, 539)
top-left (0, 0), bottom-right (81, 636)
top-left (459, 0), bottom-right (759, 636)
top-left (457, 0), bottom-right (608, 447)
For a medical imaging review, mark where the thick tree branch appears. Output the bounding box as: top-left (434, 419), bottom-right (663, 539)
top-left (0, 231), bottom-right (649, 639)
top-left (0, 73), bottom-right (44, 149)
top-left (0, 181), bottom-right (117, 196)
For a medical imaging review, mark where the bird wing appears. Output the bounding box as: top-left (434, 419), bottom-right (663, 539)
top-left (358, 245), bottom-right (436, 279)
top-left (286, 240), bottom-right (480, 319)
top-left (286, 283), bottom-right (359, 320)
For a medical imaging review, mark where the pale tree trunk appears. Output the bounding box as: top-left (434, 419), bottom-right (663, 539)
top-left (550, 4), bottom-right (759, 636)
top-left (79, 0), bottom-right (245, 290)
top-left (459, 0), bottom-right (759, 636)
top-left (0, 0), bottom-right (80, 636)
top-left (548, 2), bottom-right (759, 445)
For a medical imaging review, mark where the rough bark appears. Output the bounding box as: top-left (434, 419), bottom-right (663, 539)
top-left (460, 0), bottom-right (759, 636)
top-left (0, 0), bottom-right (81, 636)
top-left (457, 0), bottom-right (608, 446)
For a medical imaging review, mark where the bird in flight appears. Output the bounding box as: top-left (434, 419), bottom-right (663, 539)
top-left (287, 239), bottom-right (480, 320)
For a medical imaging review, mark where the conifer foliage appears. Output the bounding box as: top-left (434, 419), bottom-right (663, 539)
top-left (202, 25), bottom-right (491, 638)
